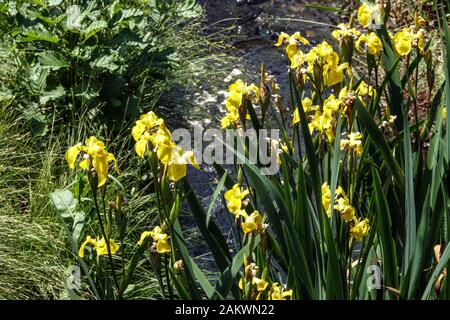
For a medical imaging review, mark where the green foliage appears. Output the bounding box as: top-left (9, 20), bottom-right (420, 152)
top-left (173, 0), bottom-right (450, 300)
top-left (0, 104), bottom-right (68, 299)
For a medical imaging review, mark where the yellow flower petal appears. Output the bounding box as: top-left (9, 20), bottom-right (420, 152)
top-left (292, 108), bottom-right (300, 125)
top-left (358, 3), bottom-right (371, 28)
top-left (253, 277), bottom-right (269, 292)
top-left (292, 32), bottom-right (309, 45)
top-left (242, 220), bottom-right (257, 234)
top-left (96, 237), bottom-right (120, 256)
top-left (79, 159), bottom-right (89, 170)
top-left (227, 197), bottom-right (242, 214)
top-left (138, 231), bottom-right (153, 246)
top-left (156, 238), bottom-right (171, 254)
top-left (132, 120), bottom-right (146, 142)
top-left (92, 155), bottom-right (108, 187)
top-left (135, 137), bottom-right (148, 159)
top-left (78, 236), bottom-right (96, 258)
top-left (180, 150), bottom-right (200, 169)
top-left (351, 218), bottom-right (370, 241)
top-left (394, 29), bottom-right (413, 56)
top-left (282, 289), bottom-right (293, 299)
top-left (65, 143), bottom-right (82, 169)
top-left (275, 32), bottom-right (290, 46)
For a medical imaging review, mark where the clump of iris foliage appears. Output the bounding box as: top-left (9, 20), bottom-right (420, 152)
top-left (55, 0), bottom-right (450, 301)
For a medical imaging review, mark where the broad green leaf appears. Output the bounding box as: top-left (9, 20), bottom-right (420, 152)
top-left (40, 85), bottom-right (66, 105)
top-left (29, 64), bottom-right (50, 94)
top-left (175, 0), bottom-right (203, 18)
top-left (50, 189), bottom-right (78, 219)
top-left (66, 5), bottom-right (84, 30)
top-left (23, 105), bottom-right (48, 136)
top-left (19, 30), bottom-right (59, 43)
top-left (72, 211), bottom-right (85, 244)
top-left (90, 52), bottom-right (120, 72)
top-left (38, 51), bottom-right (69, 70)
top-left (49, 0), bottom-right (63, 6)
top-left (82, 20), bottom-right (107, 42)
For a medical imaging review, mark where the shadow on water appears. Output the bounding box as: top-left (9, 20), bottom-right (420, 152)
top-left (161, 0), bottom-right (342, 273)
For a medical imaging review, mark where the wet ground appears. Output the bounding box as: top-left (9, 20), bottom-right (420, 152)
top-left (164, 0), bottom-right (342, 272)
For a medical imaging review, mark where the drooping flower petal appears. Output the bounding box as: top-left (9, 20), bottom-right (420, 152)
top-left (138, 231), bottom-right (152, 246)
top-left (135, 137), bottom-right (148, 159)
top-left (65, 143), bottom-right (82, 169)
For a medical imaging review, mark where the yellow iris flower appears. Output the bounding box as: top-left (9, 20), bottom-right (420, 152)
top-left (221, 79), bottom-right (259, 129)
top-left (65, 136), bottom-right (119, 187)
top-left (275, 32), bottom-right (309, 62)
top-left (269, 282), bottom-right (293, 300)
top-left (138, 226), bottom-right (171, 254)
top-left (350, 218), bottom-right (370, 241)
top-left (224, 183), bottom-right (250, 214)
top-left (290, 50), bottom-right (305, 69)
top-left (334, 197), bottom-right (356, 222)
top-left (79, 236), bottom-right (119, 258)
top-left (357, 2), bottom-right (381, 29)
top-left (252, 277), bottom-right (269, 292)
top-left (416, 30), bottom-right (426, 53)
top-left (292, 97), bottom-right (318, 125)
top-left (292, 109), bottom-right (300, 125)
top-left (321, 182), bottom-right (332, 217)
top-left (308, 94), bottom-right (345, 144)
top-left (332, 23), bottom-right (361, 42)
top-left (322, 182), bottom-right (351, 219)
top-left (323, 182), bottom-right (367, 237)
top-left (305, 41), bottom-right (351, 87)
top-left (308, 110), bottom-right (335, 144)
top-left (355, 81), bottom-right (375, 97)
top-left (132, 111), bottom-right (170, 159)
top-left (132, 111), bottom-right (199, 182)
top-left (159, 142), bottom-right (200, 182)
top-left (356, 32), bottom-right (383, 55)
top-left (239, 210), bottom-right (263, 234)
top-left (393, 27), bottom-right (425, 56)
top-left (340, 132), bottom-right (364, 156)
top-left (221, 111), bottom-right (240, 129)
top-left (394, 28), bottom-right (414, 56)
